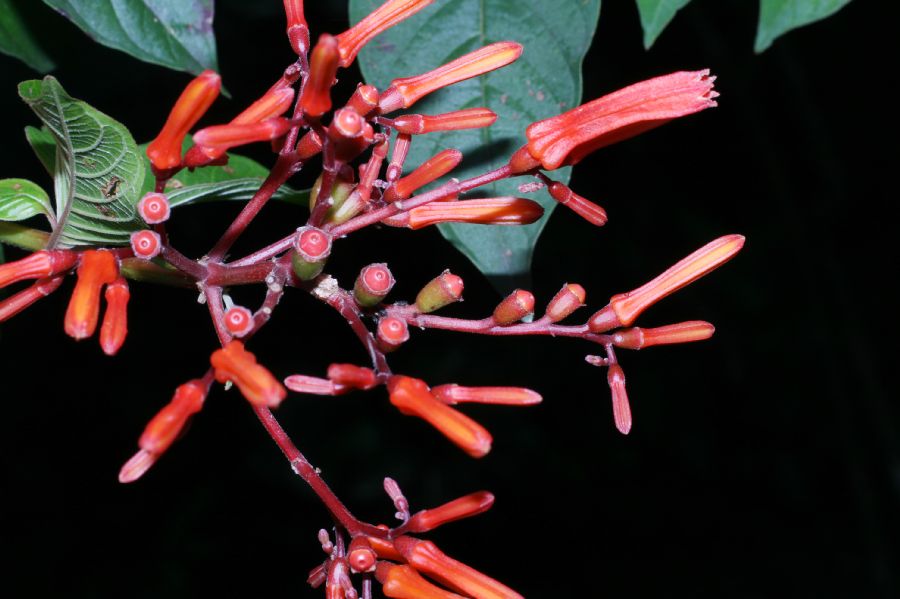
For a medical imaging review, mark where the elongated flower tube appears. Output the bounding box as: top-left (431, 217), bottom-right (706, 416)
top-left (589, 234), bottom-right (744, 331)
top-left (283, 0), bottom-right (309, 54)
top-left (301, 34), bottom-right (340, 118)
top-left (394, 537), bottom-right (523, 599)
top-left (524, 69), bottom-right (718, 170)
top-left (607, 364), bottom-right (631, 435)
top-left (99, 277), bottom-right (129, 356)
top-left (415, 271), bottom-right (464, 313)
top-left (0, 250), bottom-right (77, 289)
top-left (401, 197), bottom-right (543, 229)
top-left (376, 563), bottom-right (465, 599)
top-left (284, 374), bottom-right (348, 396)
top-left (385, 149), bottom-right (462, 202)
top-left (431, 385), bottom-right (542, 406)
top-left (392, 108), bottom-right (497, 135)
top-left (388, 376), bottom-right (492, 458)
top-left (335, 0), bottom-right (435, 68)
top-left (612, 320), bottom-right (715, 349)
top-left (406, 491), bottom-right (495, 533)
top-left (379, 42), bottom-right (523, 113)
top-left (64, 249), bottom-right (118, 340)
top-left (146, 70), bottom-right (221, 170)
top-left (211, 341), bottom-right (287, 408)
top-left (0, 276), bottom-right (63, 323)
top-left (192, 118), bottom-right (292, 153)
top-left (548, 181), bottom-right (607, 226)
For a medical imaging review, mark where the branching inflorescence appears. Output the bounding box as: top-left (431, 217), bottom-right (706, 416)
top-left (0, 0), bottom-right (742, 596)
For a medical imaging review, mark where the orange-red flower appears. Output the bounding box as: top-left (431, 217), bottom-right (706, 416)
top-left (430, 385), bottom-right (541, 406)
top-left (407, 491), bottom-right (495, 533)
top-left (0, 249), bottom-right (77, 289)
top-left (211, 341), bottom-right (287, 408)
top-left (282, 0), bottom-right (309, 54)
top-left (612, 320), bottom-right (715, 349)
top-left (385, 149), bottom-right (462, 202)
top-left (300, 34), bottom-right (340, 118)
top-left (64, 249), bottom-right (119, 340)
top-left (396, 197), bottom-right (543, 229)
top-left (0, 276), bottom-right (63, 323)
top-left (335, 0), bottom-right (435, 68)
top-left (392, 108), bottom-right (497, 135)
top-left (99, 277), bottom-right (129, 356)
top-left (376, 563), bottom-right (464, 599)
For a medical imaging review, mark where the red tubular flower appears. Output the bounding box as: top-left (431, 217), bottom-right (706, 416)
top-left (415, 271), bottom-right (464, 313)
top-left (99, 277), bottom-right (129, 356)
top-left (392, 108), bottom-right (497, 135)
top-left (296, 130), bottom-right (324, 160)
top-left (224, 306), bottom-right (254, 338)
top-left (403, 197), bottom-right (543, 229)
top-left (211, 341), bottom-right (287, 408)
top-left (0, 250), bottom-right (77, 289)
top-left (327, 363), bottom-right (377, 390)
top-left (301, 34), bottom-right (340, 118)
top-left (607, 364), bottom-right (631, 435)
top-left (394, 537), bottom-right (523, 599)
top-left (385, 149), bottom-right (462, 202)
top-left (137, 192), bottom-right (171, 224)
top-left (0, 276), bottom-right (63, 323)
top-left (387, 133), bottom-right (412, 181)
top-left (130, 230), bottom-right (162, 260)
top-left (388, 376), bottom-right (492, 458)
top-left (284, 374), bottom-right (348, 396)
top-left (613, 320), bottom-right (715, 349)
top-left (379, 42), bottom-right (523, 113)
top-left (525, 69), bottom-right (718, 170)
top-left (335, 0), bottom-right (435, 68)
top-left (376, 562), bottom-right (465, 599)
top-left (146, 70), bottom-right (221, 170)
top-left (64, 249), bottom-right (118, 340)
top-left (548, 181), bottom-right (607, 226)
top-left (282, 0), bottom-right (309, 54)
top-left (431, 384), bottom-right (542, 406)
top-left (367, 532), bottom-right (404, 561)
top-left (346, 84), bottom-right (380, 116)
top-left (325, 558), bottom-right (351, 599)
top-left (406, 491), bottom-right (495, 533)
top-left (545, 282), bottom-right (586, 322)
top-left (354, 263), bottom-right (395, 306)
top-left (493, 289), bottom-right (535, 325)
top-left (589, 234), bottom-right (745, 332)
top-left (192, 117), bottom-right (292, 153)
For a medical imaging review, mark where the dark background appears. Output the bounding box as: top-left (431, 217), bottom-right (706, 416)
top-left (1, 1), bottom-right (897, 597)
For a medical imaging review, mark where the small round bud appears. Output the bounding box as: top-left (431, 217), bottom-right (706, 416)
top-left (545, 283), bottom-right (586, 322)
top-left (292, 226), bottom-right (332, 280)
top-left (354, 263), bottom-right (395, 307)
top-left (377, 316), bottom-right (409, 351)
top-left (224, 306), bottom-right (254, 337)
top-left (348, 537), bottom-right (377, 573)
top-left (415, 270), bottom-right (464, 313)
top-left (137, 192), bottom-right (171, 224)
top-left (130, 230), bottom-right (162, 259)
top-left (492, 289), bottom-right (534, 325)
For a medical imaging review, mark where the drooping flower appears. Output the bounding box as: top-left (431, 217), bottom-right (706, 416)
top-left (64, 249), bottom-right (119, 340)
top-left (210, 341), bottom-right (287, 408)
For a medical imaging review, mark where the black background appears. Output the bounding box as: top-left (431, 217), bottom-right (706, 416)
top-left (1, 1), bottom-right (897, 597)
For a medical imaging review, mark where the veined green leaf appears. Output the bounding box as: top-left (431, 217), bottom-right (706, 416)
top-left (636, 0), bottom-right (691, 49)
top-left (24, 125), bottom-right (57, 177)
top-left (0, 0), bottom-right (55, 72)
top-left (755, 0), bottom-right (853, 52)
top-left (350, 0), bottom-right (601, 286)
top-left (18, 76), bottom-right (145, 248)
top-left (0, 179), bottom-right (55, 225)
top-left (42, 0), bottom-right (217, 75)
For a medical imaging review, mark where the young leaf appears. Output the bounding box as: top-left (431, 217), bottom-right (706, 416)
top-left (0, 179), bottom-right (55, 225)
top-left (42, 0), bottom-right (218, 75)
top-left (636, 0), bottom-right (691, 49)
top-left (755, 0), bottom-right (853, 52)
top-left (0, 0), bottom-right (55, 72)
top-left (350, 0), bottom-right (601, 286)
top-left (18, 76), bottom-right (145, 248)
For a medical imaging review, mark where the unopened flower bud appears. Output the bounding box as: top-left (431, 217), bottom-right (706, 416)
top-left (327, 363), bottom-right (377, 390)
top-left (0, 276), bottom-right (63, 323)
top-left (492, 289), bottom-right (534, 325)
top-left (548, 182), bottom-right (607, 226)
top-left (137, 192), bottom-right (171, 224)
top-left (544, 283), bottom-right (586, 322)
top-left (292, 225), bottom-right (332, 280)
top-left (64, 249), bottom-right (118, 340)
top-left (347, 84), bottom-right (380, 116)
top-left (301, 34), bottom-right (340, 118)
top-left (193, 117), bottom-right (292, 154)
top-left (330, 107), bottom-right (365, 140)
top-left (387, 133), bottom-right (412, 181)
top-left (415, 270), bottom-right (464, 313)
top-left (224, 305), bottom-right (254, 338)
top-left (335, 0), bottom-right (434, 68)
top-left (284, 374), bottom-right (347, 396)
top-left (431, 384), bottom-right (542, 406)
top-left (235, 86), bottom-right (296, 125)
top-left (377, 316), bottom-right (409, 351)
top-left (146, 70), bottom-right (221, 170)
top-left (379, 42), bottom-right (523, 113)
top-left (385, 149), bottom-right (462, 201)
top-left (309, 173), bottom-right (354, 224)
top-left (130, 230), bottom-right (162, 260)
top-left (388, 376), bottom-right (492, 458)
top-left (613, 320), bottom-right (715, 349)
top-left (407, 491), bottom-right (495, 533)
top-left (211, 341), bottom-right (287, 408)
top-left (354, 263), bottom-right (395, 307)
top-left (282, 0), bottom-right (309, 54)
top-left (296, 130), bottom-right (324, 160)
top-left (347, 537), bottom-right (377, 573)
top-left (0, 250), bottom-right (77, 289)
top-left (607, 364), bottom-right (631, 435)
top-left (99, 277), bottom-right (129, 356)
top-left (406, 197), bottom-right (543, 229)
top-left (393, 107), bottom-right (497, 134)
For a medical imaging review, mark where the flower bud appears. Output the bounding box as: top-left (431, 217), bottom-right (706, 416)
top-left (346, 84), bottom-right (380, 116)
top-left (387, 133), bottom-right (412, 181)
top-left (415, 271), bottom-right (464, 313)
top-left (211, 341), bottom-right (287, 408)
top-left (234, 86), bottom-right (296, 125)
top-left (347, 537), bottom-right (377, 573)
top-left (335, 0), bottom-right (435, 68)
top-left (146, 70), bottom-right (221, 170)
top-left (354, 263), bottom-right (395, 307)
top-left (192, 117), bottom-right (292, 154)
top-left (137, 192), bottom-right (171, 224)
top-left (0, 276), bottom-right (63, 323)
top-left (430, 385), bottom-right (541, 406)
top-left (224, 305), bottom-right (254, 338)
top-left (99, 277), bottom-right (129, 356)
top-left (282, 0), bottom-right (309, 54)
top-left (388, 376), bottom-right (492, 458)
top-left (544, 283), bottom-right (586, 322)
top-left (284, 374), bottom-right (347, 396)
top-left (379, 42), bottom-right (523, 113)
top-left (367, 532), bottom-right (403, 561)
top-left (492, 289), bottom-right (534, 325)
top-left (548, 182), bottom-right (607, 226)
top-left (64, 249), bottom-right (118, 340)
top-left (376, 563), bottom-right (461, 599)
top-left (0, 250), bottom-right (77, 289)
top-left (407, 491), bottom-right (495, 533)
top-left (612, 320), bottom-right (715, 349)
top-left (385, 149), bottom-right (462, 202)
top-left (309, 173), bottom-right (354, 223)
top-left (393, 108), bottom-right (497, 135)
top-left (406, 197), bottom-right (543, 229)
top-left (130, 230), bottom-right (162, 260)
top-left (296, 130), bottom-right (324, 160)
top-left (377, 316), bottom-right (410, 352)
top-left (292, 226), bottom-right (332, 280)
top-left (327, 363), bottom-right (377, 390)
top-left (301, 34), bottom-right (340, 118)
top-left (607, 364), bottom-right (631, 435)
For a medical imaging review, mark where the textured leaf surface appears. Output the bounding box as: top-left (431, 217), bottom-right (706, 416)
top-left (42, 0), bottom-right (217, 75)
top-left (755, 0), bottom-right (852, 52)
top-left (350, 0), bottom-right (601, 283)
top-left (0, 0), bottom-right (55, 72)
top-left (24, 126), bottom-right (57, 176)
top-left (0, 179), bottom-right (54, 224)
top-left (636, 0), bottom-right (691, 48)
top-left (19, 76), bottom-right (145, 248)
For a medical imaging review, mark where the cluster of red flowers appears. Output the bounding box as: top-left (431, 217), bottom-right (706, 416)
top-left (0, 0), bottom-right (741, 596)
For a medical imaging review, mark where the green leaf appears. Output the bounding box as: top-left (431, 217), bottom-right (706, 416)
top-left (24, 125), bottom-right (57, 176)
top-left (755, 0), bottom-right (852, 52)
top-left (0, 179), bottom-right (55, 224)
top-left (42, 0), bottom-right (217, 75)
top-left (0, 0), bottom-right (55, 72)
top-left (350, 0), bottom-right (601, 285)
top-left (636, 0), bottom-right (691, 49)
top-left (19, 76), bottom-right (145, 248)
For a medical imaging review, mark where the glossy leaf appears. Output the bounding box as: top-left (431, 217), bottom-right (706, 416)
top-left (42, 0), bottom-right (217, 75)
top-left (755, 0), bottom-right (853, 52)
top-left (350, 0), bottom-right (601, 284)
top-left (636, 0), bottom-right (691, 49)
top-left (24, 125), bottom-right (57, 176)
top-left (0, 0), bottom-right (55, 72)
top-left (0, 179), bottom-right (55, 224)
top-left (19, 76), bottom-right (145, 248)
